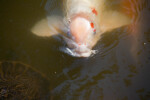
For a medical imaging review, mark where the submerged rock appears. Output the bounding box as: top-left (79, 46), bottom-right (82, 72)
top-left (0, 61), bottom-right (51, 100)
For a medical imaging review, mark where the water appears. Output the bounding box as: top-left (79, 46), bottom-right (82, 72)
top-left (0, 0), bottom-right (150, 100)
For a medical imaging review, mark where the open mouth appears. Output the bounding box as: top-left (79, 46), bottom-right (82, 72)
top-left (60, 42), bottom-right (98, 57)
top-left (61, 34), bottom-right (97, 57)
top-left (65, 47), bottom-right (97, 57)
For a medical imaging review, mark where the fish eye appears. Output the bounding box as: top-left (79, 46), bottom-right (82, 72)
top-left (92, 29), bottom-right (96, 35)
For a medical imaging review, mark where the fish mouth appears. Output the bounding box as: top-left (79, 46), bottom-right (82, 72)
top-left (65, 47), bottom-right (97, 57)
top-left (61, 36), bottom-right (97, 57)
top-left (61, 44), bottom-right (97, 57)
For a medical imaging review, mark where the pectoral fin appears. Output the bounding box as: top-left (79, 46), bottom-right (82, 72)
top-left (100, 11), bottom-right (131, 32)
top-left (31, 16), bottom-right (65, 37)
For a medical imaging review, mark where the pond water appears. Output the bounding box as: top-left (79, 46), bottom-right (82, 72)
top-left (0, 0), bottom-right (150, 100)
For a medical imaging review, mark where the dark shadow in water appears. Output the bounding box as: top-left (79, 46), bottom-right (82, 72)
top-left (0, 0), bottom-right (88, 90)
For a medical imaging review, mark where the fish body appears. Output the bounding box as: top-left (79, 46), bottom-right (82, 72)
top-left (31, 0), bottom-right (131, 57)
top-left (121, 0), bottom-right (150, 61)
top-left (61, 0), bottom-right (102, 57)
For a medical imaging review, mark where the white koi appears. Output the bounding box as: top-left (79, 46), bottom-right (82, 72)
top-left (31, 0), bottom-right (131, 57)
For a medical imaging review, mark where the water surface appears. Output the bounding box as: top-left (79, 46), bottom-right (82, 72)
top-left (0, 0), bottom-right (150, 100)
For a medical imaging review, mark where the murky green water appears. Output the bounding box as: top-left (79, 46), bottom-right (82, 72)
top-left (0, 0), bottom-right (150, 100)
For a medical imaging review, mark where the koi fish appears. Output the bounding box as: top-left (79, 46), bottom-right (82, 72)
top-left (121, 0), bottom-right (150, 61)
top-left (31, 0), bottom-right (131, 57)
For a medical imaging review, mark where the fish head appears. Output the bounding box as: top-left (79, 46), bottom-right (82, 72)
top-left (63, 16), bottom-right (98, 57)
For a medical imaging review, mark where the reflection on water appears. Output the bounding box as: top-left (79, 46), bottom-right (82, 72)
top-left (0, 0), bottom-right (150, 100)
